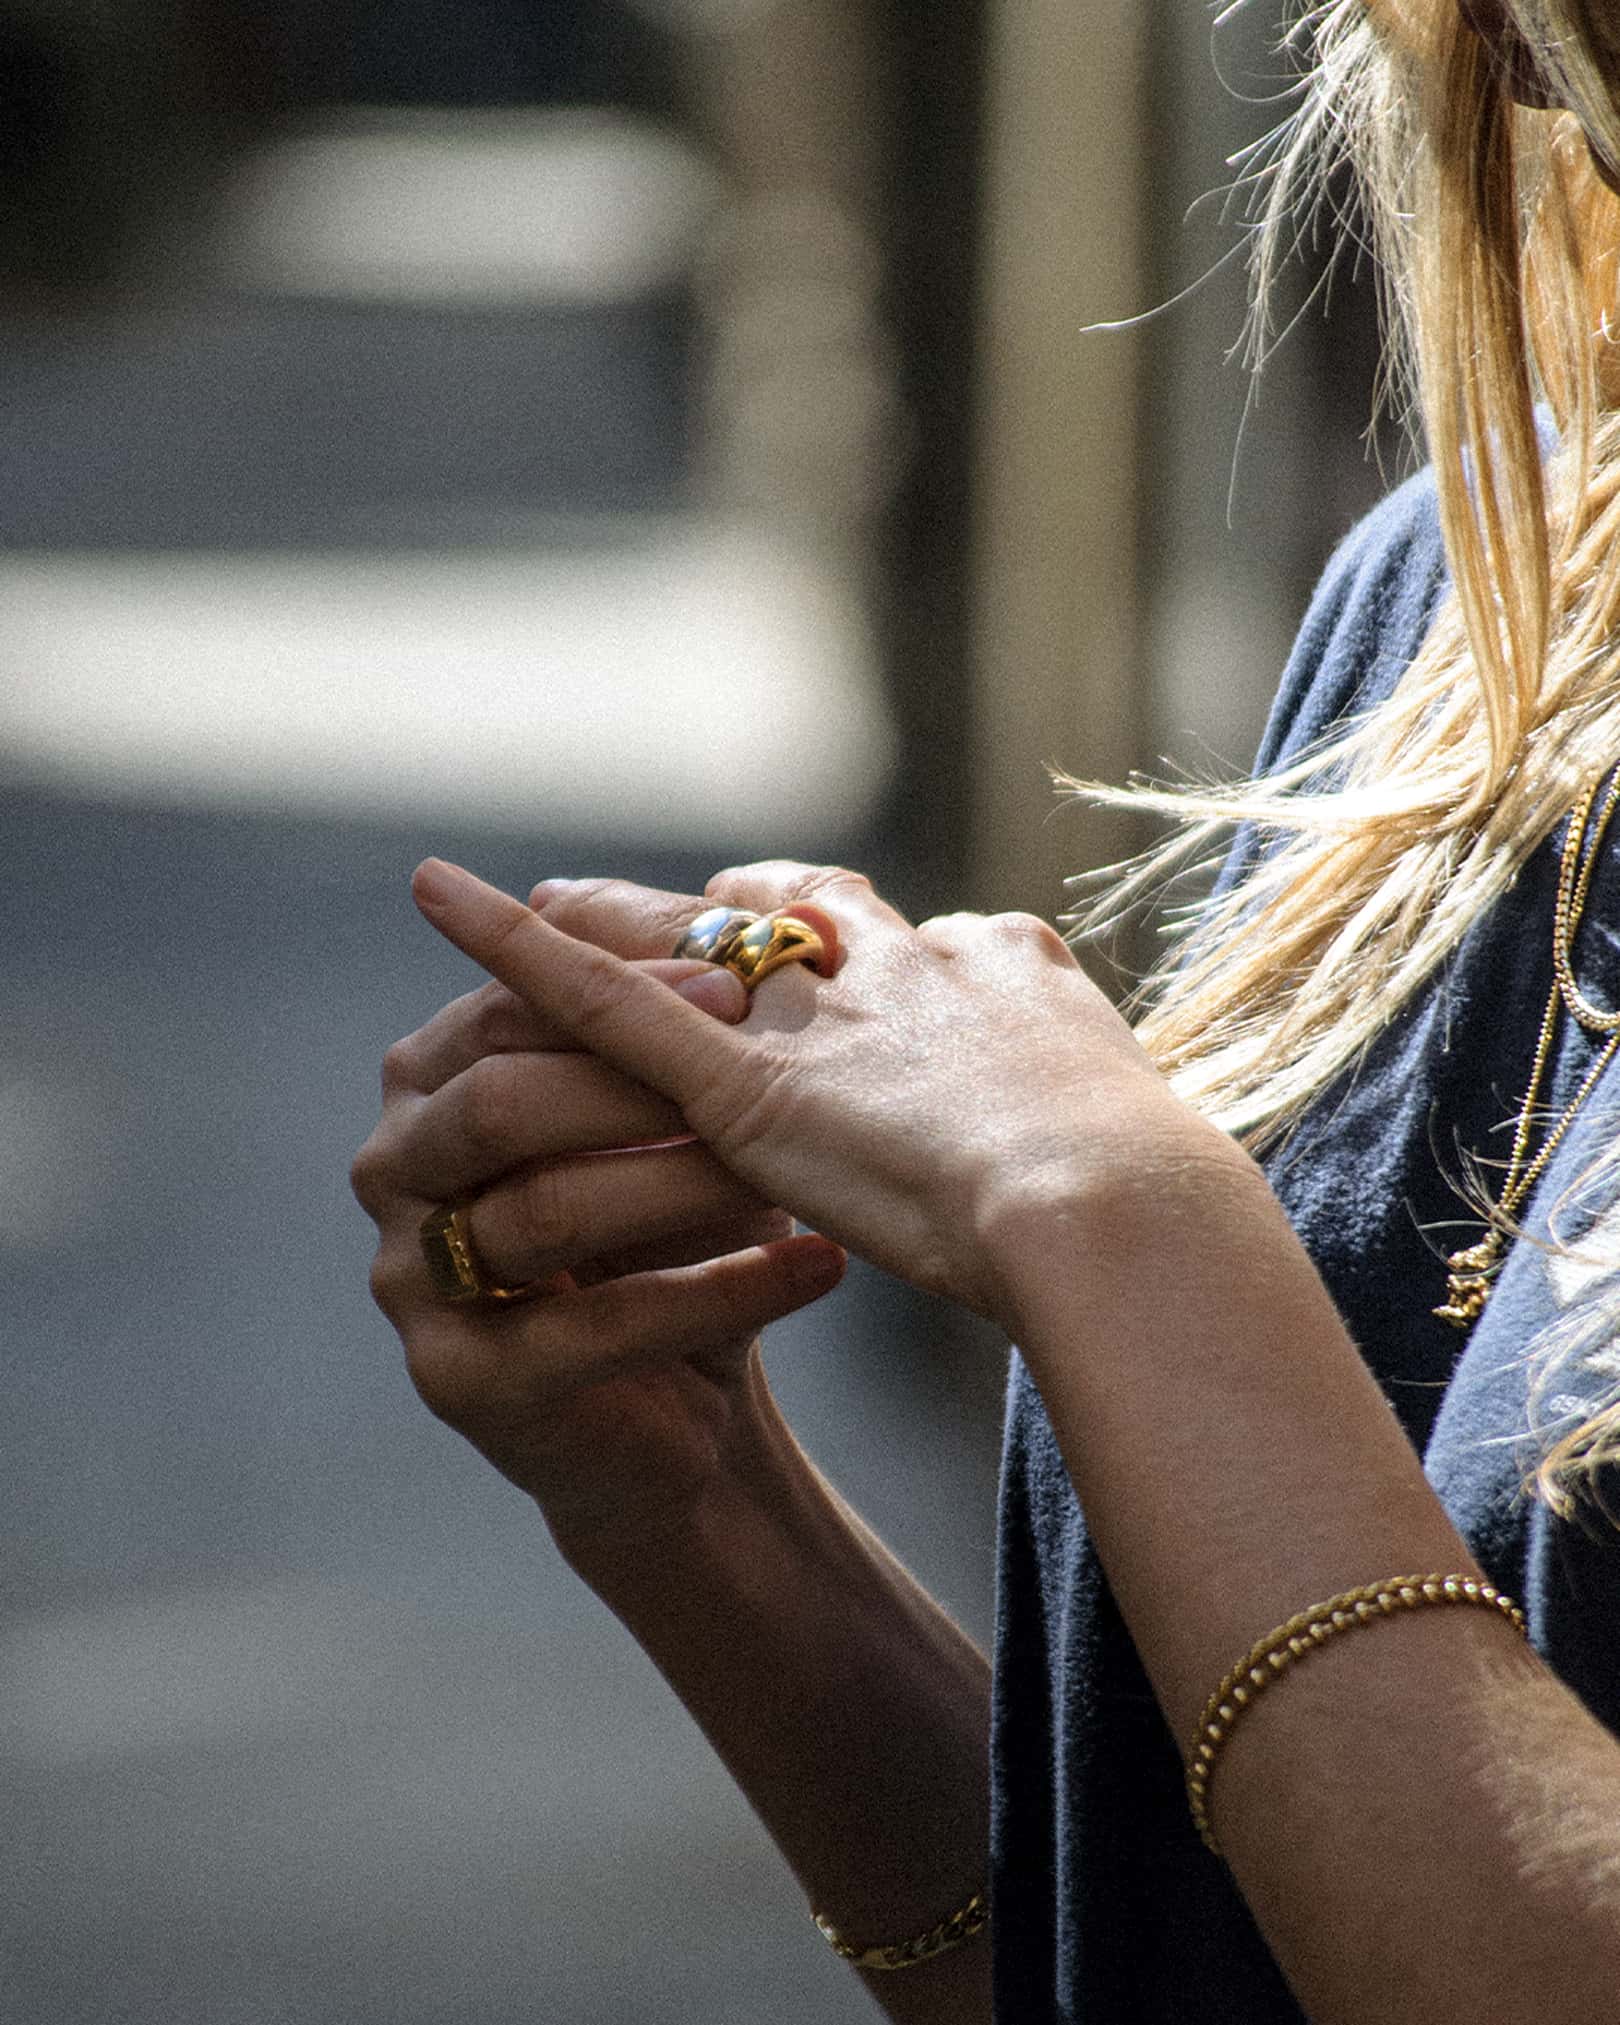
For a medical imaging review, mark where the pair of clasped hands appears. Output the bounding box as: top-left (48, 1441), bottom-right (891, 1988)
top-left (353, 857), bottom-right (1208, 1544)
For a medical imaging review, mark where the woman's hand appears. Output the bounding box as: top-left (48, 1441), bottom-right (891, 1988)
top-left (350, 943), bottom-right (847, 1551)
top-left (410, 857), bottom-right (1231, 1338)
top-left (355, 902), bottom-right (999, 2025)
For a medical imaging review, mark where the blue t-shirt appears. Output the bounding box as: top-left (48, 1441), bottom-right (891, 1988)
top-left (990, 466), bottom-right (1620, 2020)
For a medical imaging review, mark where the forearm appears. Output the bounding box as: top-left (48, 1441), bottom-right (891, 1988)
top-left (552, 1351), bottom-right (993, 2025)
top-left (996, 1126), bottom-right (1620, 2021)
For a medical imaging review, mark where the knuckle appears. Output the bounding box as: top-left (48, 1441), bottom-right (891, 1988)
top-left (536, 876), bottom-right (607, 928)
top-left (992, 910), bottom-right (1070, 959)
top-left (402, 1325), bottom-right (473, 1425)
top-left (350, 1142), bottom-right (384, 1215)
top-left (477, 1007), bottom-right (551, 1069)
top-left (792, 866), bottom-right (871, 906)
top-left (367, 1243), bottom-right (400, 1314)
top-left (542, 875), bottom-right (648, 934)
top-left (370, 1237), bottom-right (569, 1434)
top-left (388, 1277), bottom-right (534, 1429)
top-left (466, 981), bottom-right (525, 1048)
top-left (703, 864), bottom-right (753, 899)
top-left (460, 1053), bottom-right (525, 1155)
top-left (555, 875), bottom-right (627, 908)
top-left (367, 1233), bottom-right (422, 1325)
top-left (707, 861), bottom-right (871, 905)
top-left (380, 1033), bottom-right (421, 1095)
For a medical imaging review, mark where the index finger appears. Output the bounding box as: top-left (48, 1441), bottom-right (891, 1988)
top-left (386, 958), bottom-right (741, 1098)
top-left (414, 860), bottom-right (748, 1108)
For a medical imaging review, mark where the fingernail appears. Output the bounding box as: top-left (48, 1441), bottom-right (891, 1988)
top-left (413, 858), bottom-right (475, 909)
top-left (674, 968), bottom-right (750, 1022)
top-left (529, 878), bottom-right (578, 912)
top-left (785, 1236), bottom-right (847, 1291)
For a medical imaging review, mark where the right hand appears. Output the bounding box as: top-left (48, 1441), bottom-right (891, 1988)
top-left (351, 929), bottom-right (847, 1554)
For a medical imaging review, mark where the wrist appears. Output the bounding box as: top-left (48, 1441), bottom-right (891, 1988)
top-left (974, 1095), bottom-right (1267, 1349)
top-left (546, 1355), bottom-right (821, 1608)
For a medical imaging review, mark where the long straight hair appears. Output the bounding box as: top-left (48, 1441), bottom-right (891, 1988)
top-left (1082, 0), bottom-right (1620, 1512)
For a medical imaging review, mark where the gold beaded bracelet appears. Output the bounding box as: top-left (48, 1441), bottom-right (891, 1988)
top-left (1185, 1574), bottom-right (1529, 1858)
top-left (811, 1887), bottom-right (990, 1972)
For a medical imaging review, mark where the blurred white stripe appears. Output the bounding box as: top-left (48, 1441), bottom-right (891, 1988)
top-left (216, 108), bottom-right (721, 305)
top-left (0, 524), bottom-right (892, 840)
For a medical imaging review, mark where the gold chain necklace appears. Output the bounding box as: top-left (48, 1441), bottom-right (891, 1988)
top-left (1435, 766), bottom-right (1620, 1328)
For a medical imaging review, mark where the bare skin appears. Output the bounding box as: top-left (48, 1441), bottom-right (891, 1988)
top-left (353, 897), bottom-right (993, 2023)
top-left (356, 856), bottom-right (1620, 2020)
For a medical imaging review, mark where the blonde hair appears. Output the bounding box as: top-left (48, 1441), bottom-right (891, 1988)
top-left (1083, 0), bottom-right (1620, 1513)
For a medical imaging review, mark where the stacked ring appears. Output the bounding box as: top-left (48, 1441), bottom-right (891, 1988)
top-left (671, 906), bottom-right (757, 966)
top-left (672, 906), bottom-right (826, 988)
top-left (422, 907), bottom-right (826, 1309)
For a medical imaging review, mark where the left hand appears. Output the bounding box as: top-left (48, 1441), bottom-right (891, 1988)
top-left (411, 857), bottom-right (1224, 1330)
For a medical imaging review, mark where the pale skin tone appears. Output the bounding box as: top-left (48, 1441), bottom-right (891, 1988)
top-left (351, 854), bottom-right (1620, 2022)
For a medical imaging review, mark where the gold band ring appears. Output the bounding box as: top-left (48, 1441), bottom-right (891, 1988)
top-left (722, 913), bottom-right (826, 986)
top-left (671, 906), bottom-right (826, 989)
top-left (419, 1204), bottom-right (544, 1304)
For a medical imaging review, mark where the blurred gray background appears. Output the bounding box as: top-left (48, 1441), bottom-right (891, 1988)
top-left (1, 4), bottom-right (1392, 2020)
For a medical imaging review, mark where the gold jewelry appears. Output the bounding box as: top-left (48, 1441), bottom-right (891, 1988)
top-left (671, 906), bottom-right (757, 966)
top-left (720, 913), bottom-right (825, 987)
top-left (672, 907), bottom-right (826, 990)
top-left (1436, 767), bottom-right (1620, 1326)
top-left (1185, 1573), bottom-right (1528, 1857)
top-left (811, 1887), bottom-right (989, 1972)
top-left (419, 1204), bottom-right (544, 1304)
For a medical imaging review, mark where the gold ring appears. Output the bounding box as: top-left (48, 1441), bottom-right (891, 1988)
top-left (419, 1205), bottom-right (544, 1304)
top-left (672, 907), bottom-right (825, 990)
top-left (718, 913), bottom-right (826, 988)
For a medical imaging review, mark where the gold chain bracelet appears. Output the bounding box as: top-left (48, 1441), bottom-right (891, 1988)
top-left (812, 1887), bottom-right (989, 1972)
top-left (1185, 1574), bottom-right (1528, 1857)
